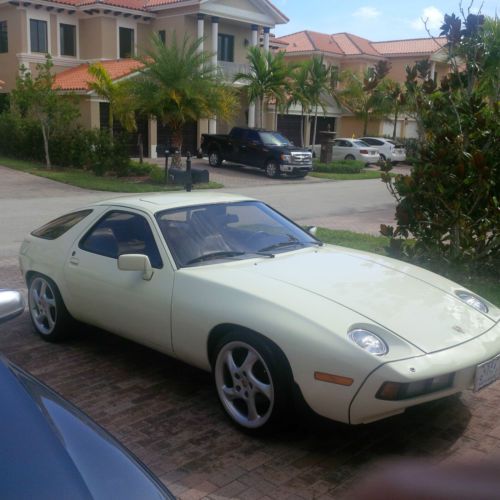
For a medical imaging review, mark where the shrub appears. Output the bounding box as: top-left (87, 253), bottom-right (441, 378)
top-left (128, 160), bottom-right (155, 176)
top-left (88, 130), bottom-right (130, 176)
top-left (381, 11), bottom-right (500, 277)
top-left (313, 160), bottom-right (365, 173)
top-left (149, 165), bottom-right (166, 184)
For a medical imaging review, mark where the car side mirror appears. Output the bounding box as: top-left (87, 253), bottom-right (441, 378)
top-left (0, 290), bottom-right (25, 325)
top-left (118, 254), bottom-right (154, 281)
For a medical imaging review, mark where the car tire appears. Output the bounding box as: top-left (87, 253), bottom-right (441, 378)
top-left (28, 274), bottom-right (75, 342)
top-left (208, 150), bottom-right (222, 167)
top-left (379, 154), bottom-right (386, 162)
top-left (344, 154), bottom-right (355, 161)
top-left (265, 161), bottom-right (280, 178)
top-left (212, 331), bottom-right (292, 432)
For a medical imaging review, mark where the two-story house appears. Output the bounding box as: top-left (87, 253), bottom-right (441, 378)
top-left (0, 0), bottom-right (288, 156)
top-left (275, 30), bottom-right (448, 144)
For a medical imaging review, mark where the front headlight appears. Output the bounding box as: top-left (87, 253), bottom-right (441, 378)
top-left (348, 328), bottom-right (388, 356)
top-left (280, 154), bottom-right (292, 164)
top-left (455, 290), bottom-right (489, 314)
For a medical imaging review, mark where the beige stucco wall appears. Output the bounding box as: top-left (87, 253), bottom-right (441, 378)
top-left (337, 116), bottom-right (381, 138)
top-left (77, 97), bottom-right (100, 129)
top-left (79, 17), bottom-right (118, 60)
top-left (0, 6), bottom-right (25, 91)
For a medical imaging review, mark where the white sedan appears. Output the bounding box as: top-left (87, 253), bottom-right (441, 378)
top-left (360, 137), bottom-right (407, 163)
top-left (19, 193), bottom-right (500, 431)
top-left (331, 138), bottom-right (380, 164)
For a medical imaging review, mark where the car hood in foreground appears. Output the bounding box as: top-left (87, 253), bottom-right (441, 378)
top-left (243, 246), bottom-right (498, 354)
top-left (0, 358), bottom-right (172, 500)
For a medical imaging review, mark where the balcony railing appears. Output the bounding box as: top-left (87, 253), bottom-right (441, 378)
top-left (218, 61), bottom-right (252, 82)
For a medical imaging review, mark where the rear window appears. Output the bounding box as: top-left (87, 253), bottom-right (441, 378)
top-left (31, 210), bottom-right (93, 240)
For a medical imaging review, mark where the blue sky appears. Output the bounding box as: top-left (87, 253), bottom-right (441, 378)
top-left (273, 0), bottom-right (499, 41)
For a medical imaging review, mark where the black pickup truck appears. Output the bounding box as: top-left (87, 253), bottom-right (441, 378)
top-left (201, 127), bottom-right (313, 178)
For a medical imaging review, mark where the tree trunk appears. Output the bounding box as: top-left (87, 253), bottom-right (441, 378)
top-left (392, 106), bottom-right (399, 140)
top-left (300, 107), bottom-right (304, 147)
top-left (109, 109), bottom-right (114, 139)
top-left (260, 98), bottom-right (264, 129)
top-left (363, 115), bottom-right (368, 136)
top-left (40, 121), bottom-right (51, 169)
top-left (170, 126), bottom-right (183, 168)
top-left (312, 105), bottom-right (319, 147)
top-left (138, 133), bottom-right (144, 163)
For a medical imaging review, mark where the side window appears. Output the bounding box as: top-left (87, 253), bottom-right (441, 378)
top-left (247, 130), bottom-right (260, 142)
top-left (32, 210), bottom-right (93, 240)
top-left (231, 128), bottom-right (243, 140)
top-left (80, 211), bottom-right (163, 268)
top-left (344, 141), bottom-right (353, 147)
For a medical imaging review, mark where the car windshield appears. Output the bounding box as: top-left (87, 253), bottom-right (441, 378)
top-left (258, 132), bottom-right (291, 146)
top-left (353, 140), bottom-right (370, 147)
top-left (155, 201), bottom-right (319, 267)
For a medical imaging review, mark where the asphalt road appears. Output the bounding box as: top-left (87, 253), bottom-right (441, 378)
top-left (0, 164), bottom-right (396, 261)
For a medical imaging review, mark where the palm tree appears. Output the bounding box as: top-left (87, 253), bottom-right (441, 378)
top-left (133, 33), bottom-right (237, 164)
top-left (234, 46), bottom-right (290, 129)
top-left (308, 55), bottom-right (331, 147)
top-left (379, 79), bottom-right (406, 139)
top-left (336, 62), bottom-right (389, 136)
top-left (87, 63), bottom-right (137, 138)
top-left (288, 61), bottom-right (312, 147)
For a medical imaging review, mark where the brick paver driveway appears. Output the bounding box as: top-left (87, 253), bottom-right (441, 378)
top-left (1, 165), bottom-right (500, 499)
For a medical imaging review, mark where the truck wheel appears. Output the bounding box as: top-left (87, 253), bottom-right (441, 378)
top-left (209, 150), bottom-right (222, 167)
top-left (265, 161), bottom-right (280, 179)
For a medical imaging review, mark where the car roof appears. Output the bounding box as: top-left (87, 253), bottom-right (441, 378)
top-left (93, 192), bottom-right (256, 214)
top-left (360, 137), bottom-right (388, 141)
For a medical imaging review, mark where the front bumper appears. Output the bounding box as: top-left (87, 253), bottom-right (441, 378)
top-left (280, 163), bottom-right (313, 174)
top-left (349, 322), bottom-right (500, 424)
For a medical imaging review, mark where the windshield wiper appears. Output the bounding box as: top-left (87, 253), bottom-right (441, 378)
top-left (185, 250), bottom-right (274, 266)
top-left (258, 240), bottom-right (306, 252)
top-left (186, 251), bottom-right (245, 265)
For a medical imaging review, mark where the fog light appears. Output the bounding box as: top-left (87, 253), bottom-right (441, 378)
top-left (376, 373), bottom-right (454, 400)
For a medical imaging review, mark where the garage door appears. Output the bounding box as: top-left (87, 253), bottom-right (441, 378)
top-left (310, 117), bottom-right (336, 145)
top-left (277, 115), bottom-right (303, 146)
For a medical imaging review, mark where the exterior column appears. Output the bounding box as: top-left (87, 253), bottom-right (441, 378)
top-left (209, 16), bottom-right (219, 134)
top-left (263, 26), bottom-right (270, 52)
top-left (197, 14), bottom-right (204, 53)
top-left (148, 116), bottom-right (158, 159)
top-left (430, 61), bottom-right (436, 81)
top-left (248, 24), bottom-right (259, 128)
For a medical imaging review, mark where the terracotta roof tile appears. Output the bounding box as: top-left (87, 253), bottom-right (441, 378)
top-left (277, 31), bottom-right (445, 58)
top-left (54, 59), bottom-right (144, 91)
top-left (371, 37), bottom-right (446, 55)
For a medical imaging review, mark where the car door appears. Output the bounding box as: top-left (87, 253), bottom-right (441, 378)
top-left (240, 129), bottom-right (262, 166)
top-left (63, 209), bottom-right (175, 354)
top-left (331, 140), bottom-right (345, 160)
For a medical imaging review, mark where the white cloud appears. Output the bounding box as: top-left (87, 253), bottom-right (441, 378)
top-left (411, 6), bottom-right (444, 32)
top-left (353, 6), bottom-right (381, 20)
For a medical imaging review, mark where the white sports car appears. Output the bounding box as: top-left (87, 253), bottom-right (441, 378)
top-left (19, 193), bottom-right (500, 431)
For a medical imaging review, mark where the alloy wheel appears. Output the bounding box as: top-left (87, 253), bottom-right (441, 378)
top-left (215, 341), bottom-right (275, 429)
top-left (29, 277), bottom-right (57, 335)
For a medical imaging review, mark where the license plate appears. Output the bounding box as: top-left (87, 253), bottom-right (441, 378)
top-left (474, 355), bottom-right (500, 392)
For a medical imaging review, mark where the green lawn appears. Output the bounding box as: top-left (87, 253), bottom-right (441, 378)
top-left (0, 156), bottom-right (223, 192)
top-left (317, 227), bottom-right (500, 307)
top-left (310, 171), bottom-right (386, 180)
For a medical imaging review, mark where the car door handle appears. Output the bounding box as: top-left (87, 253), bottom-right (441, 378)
top-left (69, 256), bottom-right (79, 265)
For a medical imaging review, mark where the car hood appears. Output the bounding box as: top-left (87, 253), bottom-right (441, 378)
top-left (242, 246), bottom-right (497, 354)
top-left (0, 357), bottom-right (171, 500)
